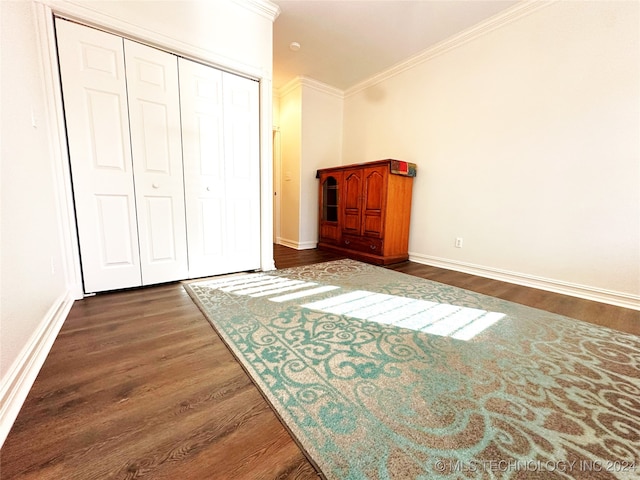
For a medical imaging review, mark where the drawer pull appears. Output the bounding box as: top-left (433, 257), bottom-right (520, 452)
top-left (370, 244), bottom-right (377, 250)
top-left (345, 239), bottom-right (351, 245)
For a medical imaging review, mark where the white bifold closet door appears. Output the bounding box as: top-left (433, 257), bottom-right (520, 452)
top-left (57, 19), bottom-right (261, 292)
top-left (179, 58), bottom-right (261, 278)
top-left (124, 40), bottom-right (188, 285)
top-left (57, 20), bottom-right (142, 292)
top-left (57, 19), bottom-right (188, 292)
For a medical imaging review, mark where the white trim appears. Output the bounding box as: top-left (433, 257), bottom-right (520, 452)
top-left (260, 77), bottom-right (277, 273)
top-left (276, 238), bottom-right (318, 251)
top-left (299, 76), bottom-right (344, 98)
top-left (298, 240), bottom-right (319, 250)
top-left (409, 252), bottom-right (640, 312)
top-left (278, 76), bottom-right (302, 97)
top-left (34, 2), bottom-right (84, 299)
top-left (277, 238), bottom-right (300, 249)
top-left (229, 0), bottom-right (280, 21)
top-left (345, 0), bottom-right (555, 97)
top-left (272, 129), bottom-right (282, 243)
top-left (278, 75), bottom-right (345, 99)
top-left (0, 291), bottom-right (75, 448)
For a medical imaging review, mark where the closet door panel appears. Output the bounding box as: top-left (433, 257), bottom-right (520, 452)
top-left (124, 40), bottom-right (188, 285)
top-left (56, 19), bottom-right (142, 293)
top-left (200, 199), bottom-right (224, 256)
top-left (179, 58), bottom-right (226, 278)
top-left (228, 197), bottom-right (257, 254)
top-left (95, 195), bottom-right (138, 265)
top-left (85, 91), bottom-right (128, 168)
top-left (222, 72), bottom-right (261, 272)
top-left (180, 60), bottom-right (260, 277)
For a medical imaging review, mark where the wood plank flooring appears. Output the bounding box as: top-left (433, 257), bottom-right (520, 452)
top-left (2, 245), bottom-right (638, 479)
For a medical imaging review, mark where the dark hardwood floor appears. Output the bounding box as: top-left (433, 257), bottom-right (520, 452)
top-left (2, 245), bottom-right (638, 479)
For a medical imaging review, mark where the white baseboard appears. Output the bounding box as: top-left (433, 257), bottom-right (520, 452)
top-left (276, 238), bottom-right (318, 250)
top-left (409, 253), bottom-right (640, 311)
top-left (0, 290), bottom-right (75, 447)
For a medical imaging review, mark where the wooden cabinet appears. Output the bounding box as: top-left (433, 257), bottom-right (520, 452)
top-left (317, 160), bottom-right (416, 265)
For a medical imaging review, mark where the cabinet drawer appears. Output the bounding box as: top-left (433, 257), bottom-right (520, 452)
top-left (342, 235), bottom-right (383, 254)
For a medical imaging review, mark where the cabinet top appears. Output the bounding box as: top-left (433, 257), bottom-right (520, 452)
top-left (316, 159), bottom-right (417, 178)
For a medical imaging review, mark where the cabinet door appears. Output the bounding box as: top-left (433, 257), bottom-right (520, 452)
top-left (362, 165), bottom-right (387, 237)
top-left (124, 40), bottom-right (188, 285)
top-left (342, 169), bottom-right (363, 235)
top-left (56, 19), bottom-right (142, 293)
top-left (318, 172), bottom-right (342, 243)
top-left (180, 59), bottom-right (260, 278)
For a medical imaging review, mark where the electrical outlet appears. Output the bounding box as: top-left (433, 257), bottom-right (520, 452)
top-left (455, 237), bottom-right (463, 248)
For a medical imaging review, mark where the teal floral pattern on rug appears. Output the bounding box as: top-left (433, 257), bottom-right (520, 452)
top-left (184, 260), bottom-right (640, 480)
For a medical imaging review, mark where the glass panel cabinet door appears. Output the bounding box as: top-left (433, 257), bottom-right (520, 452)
top-left (322, 176), bottom-right (339, 222)
top-left (319, 172), bottom-right (342, 244)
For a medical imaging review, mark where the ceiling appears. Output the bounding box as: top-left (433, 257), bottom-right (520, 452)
top-left (272, 0), bottom-right (520, 91)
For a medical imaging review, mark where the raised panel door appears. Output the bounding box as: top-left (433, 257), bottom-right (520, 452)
top-left (221, 71), bottom-right (261, 273)
top-left (362, 166), bottom-right (387, 237)
top-left (56, 19), bottom-right (142, 293)
top-left (342, 169), bottom-right (363, 235)
top-left (179, 57), bottom-right (225, 278)
top-left (180, 59), bottom-right (260, 277)
top-left (124, 40), bottom-right (188, 285)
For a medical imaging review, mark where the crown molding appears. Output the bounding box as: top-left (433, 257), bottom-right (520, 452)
top-left (346, 0), bottom-right (556, 97)
top-left (277, 76), bottom-right (345, 99)
top-left (277, 76), bottom-right (303, 98)
top-left (230, 0), bottom-right (280, 21)
top-left (299, 76), bottom-right (345, 99)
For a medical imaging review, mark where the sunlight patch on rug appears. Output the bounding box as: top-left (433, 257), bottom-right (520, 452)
top-left (197, 273), bottom-right (504, 341)
top-left (302, 290), bottom-right (504, 341)
top-left (195, 272), bottom-right (329, 298)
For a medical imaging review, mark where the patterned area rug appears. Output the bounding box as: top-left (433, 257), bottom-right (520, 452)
top-left (184, 259), bottom-right (640, 480)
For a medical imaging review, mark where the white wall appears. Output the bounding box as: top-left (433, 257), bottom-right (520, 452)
top-left (300, 80), bottom-right (344, 247)
top-left (278, 82), bottom-right (302, 247)
top-left (1, 0), bottom-right (74, 445)
top-left (342, 0), bottom-right (640, 306)
top-left (1, 0), bottom-right (277, 446)
top-left (276, 78), bottom-right (343, 248)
